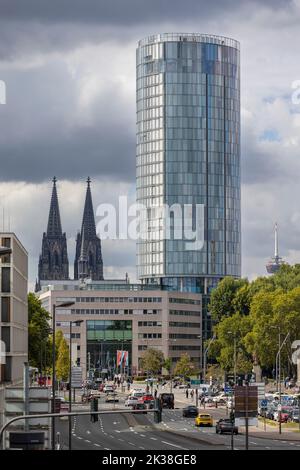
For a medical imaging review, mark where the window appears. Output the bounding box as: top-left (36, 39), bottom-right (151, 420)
top-left (1, 297), bottom-right (10, 322)
top-left (1, 267), bottom-right (10, 293)
top-left (1, 326), bottom-right (10, 352)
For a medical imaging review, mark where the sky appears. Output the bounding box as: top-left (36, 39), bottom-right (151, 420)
top-left (0, 0), bottom-right (300, 289)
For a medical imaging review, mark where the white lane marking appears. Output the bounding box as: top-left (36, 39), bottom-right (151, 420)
top-left (77, 436), bottom-right (83, 440)
top-left (140, 434), bottom-right (146, 437)
top-left (162, 441), bottom-right (188, 450)
top-left (94, 443), bottom-right (101, 447)
top-left (118, 438), bottom-right (124, 442)
top-left (265, 447), bottom-right (271, 449)
top-left (150, 437), bottom-right (157, 441)
top-left (104, 447), bottom-right (110, 450)
top-left (250, 441), bottom-right (257, 445)
top-left (139, 446), bottom-right (145, 449)
top-left (115, 430), bottom-right (121, 433)
top-left (86, 431), bottom-right (91, 434)
top-left (128, 442), bottom-right (135, 446)
top-left (84, 440), bottom-right (91, 443)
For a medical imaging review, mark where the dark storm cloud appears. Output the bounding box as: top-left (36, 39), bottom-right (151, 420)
top-left (0, 0), bottom-right (291, 24)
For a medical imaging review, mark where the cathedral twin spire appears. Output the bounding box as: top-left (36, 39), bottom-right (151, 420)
top-left (37, 177), bottom-right (103, 289)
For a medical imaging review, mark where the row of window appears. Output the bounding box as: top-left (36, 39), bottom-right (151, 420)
top-left (66, 309), bottom-right (161, 316)
top-left (169, 322), bottom-right (201, 328)
top-left (170, 298), bottom-right (200, 305)
top-left (169, 310), bottom-right (200, 317)
top-left (138, 333), bottom-right (162, 339)
top-left (73, 297), bottom-right (163, 303)
top-left (138, 321), bottom-right (162, 327)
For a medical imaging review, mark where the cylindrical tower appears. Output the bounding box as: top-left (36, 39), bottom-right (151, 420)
top-left (136, 33), bottom-right (241, 293)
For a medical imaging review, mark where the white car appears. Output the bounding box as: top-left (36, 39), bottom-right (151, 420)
top-left (125, 396), bottom-right (139, 407)
top-left (103, 385), bottom-right (115, 393)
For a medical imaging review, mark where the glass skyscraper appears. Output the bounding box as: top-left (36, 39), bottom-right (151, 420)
top-left (136, 33), bottom-right (241, 294)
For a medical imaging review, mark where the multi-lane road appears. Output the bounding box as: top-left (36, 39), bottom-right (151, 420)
top-left (56, 394), bottom-right (300, 451)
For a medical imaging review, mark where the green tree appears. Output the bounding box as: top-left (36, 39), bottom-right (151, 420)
top-left (56, 332), bottom-right (70, 381)
top-left (173, 353), bottom-right (195, 378)
top-left (164, 357), bottom-right (172, 376)
top-left (209, 277), bottom-right (249, 322)
top-left (141, 348), bottom-right (165, 376)
top-left (209, 312), bottom-right (253, 373)
top-left (28, 293), bottom-right (52, 370)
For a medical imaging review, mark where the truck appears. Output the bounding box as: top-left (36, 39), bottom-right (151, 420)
top-left (159, 393), bottom-right (174, 409)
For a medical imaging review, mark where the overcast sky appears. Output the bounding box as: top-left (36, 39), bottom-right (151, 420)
top-left (0, 0), bottom-right (300, 289)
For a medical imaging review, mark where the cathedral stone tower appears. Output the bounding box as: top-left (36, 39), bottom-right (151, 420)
top-left (37, 177), bottom-right (69, 288)
top-left (74, 177), bottom-right (103, 281)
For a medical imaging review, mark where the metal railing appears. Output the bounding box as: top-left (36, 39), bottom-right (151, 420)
top-left (0, 408), bottom-right (160, 450)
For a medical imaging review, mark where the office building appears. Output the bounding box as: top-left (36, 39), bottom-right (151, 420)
top-left (0, 233), bottom-right (28, 427)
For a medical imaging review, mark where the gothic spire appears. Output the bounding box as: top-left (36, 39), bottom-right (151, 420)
top-left (47, 176), bottom-right (62, 238)
top-left (81, 176), bottom-right (96, 240)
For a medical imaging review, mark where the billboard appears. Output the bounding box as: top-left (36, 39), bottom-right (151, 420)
top-left (117, 350), bottom-right (129, 367)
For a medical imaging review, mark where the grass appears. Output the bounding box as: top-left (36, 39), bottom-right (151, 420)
top-left (258, 416), bottom-right (300, 432)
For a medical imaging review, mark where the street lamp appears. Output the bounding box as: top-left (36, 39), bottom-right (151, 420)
top-left (228, 332), bottom-right (237, 386)
top-left (201, 334), bottom-right (216, 385)
top-left (51, 300), bottom-right (75, 450)
top-left (68, 319), bottom-right (83, 450)
top-left (271, 326), bottom-right (290, 434)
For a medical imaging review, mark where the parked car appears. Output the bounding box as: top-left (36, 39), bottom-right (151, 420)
top-left (142, 394), bottom-right (154, 403)
top-left (182, 405), bottom-right (198, 418)
top-left (216, 419), bottom-right (238, 435)
top-left (103, 385), bottom-right (115, 394)
top-left (291, 409), bottom-right (300, 423)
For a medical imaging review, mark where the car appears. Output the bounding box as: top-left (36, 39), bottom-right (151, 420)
top-left (216, 419), bottom-right (238, 435)
top-left (159, 393), bottom-right (174, 409)
top-left (182, 405), bottom-right (198, 417)
top-left (132, 402), bottom-right (147, 414)
top-left (142, 394), bottom-right (154, 403)
top-left (195, 413), bottom-right (213, 427)
top-left (105, 393), bottom-right (119, 403)
top-left (130, 391), bottom-right (145, 399)
top-left (103, 385), bottom-right (115, 393)
top-left (291, 410), bottom-right (300, 423)
top-left (273, 408), bottom-right (292, 423)
top-left (125, 396), bottom-right (139, 407)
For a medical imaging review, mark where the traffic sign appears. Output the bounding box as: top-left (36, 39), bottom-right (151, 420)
top-left (71, 366), bottom-right (83, 388)
top-left (190, 379), bottom-right (201, 385)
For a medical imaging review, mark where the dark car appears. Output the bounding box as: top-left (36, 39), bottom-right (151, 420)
top-left (159, 393), bottom-right (174, 409)
top-left (216, 419), bottom-right (238, 435)
top-left (132, 402), bottom-right (147, 414)
top-left (183, 405), bottom-right (198, 417)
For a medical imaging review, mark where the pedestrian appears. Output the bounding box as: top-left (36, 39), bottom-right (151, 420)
top-left (154, 389), bottom-right (157, 399)
top-left (190, 389), bottom-right (194, 400)
top-left (186, 389), bottom-right (189, 399)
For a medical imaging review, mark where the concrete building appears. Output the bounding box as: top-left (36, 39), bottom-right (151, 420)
top-left (38, 280), bottom-right (201, 379)
top-left (0, 233), bottom-right (28, 427)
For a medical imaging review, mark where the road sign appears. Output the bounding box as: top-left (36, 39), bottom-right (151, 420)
top-left (224, 386), bottom-right (233, 393)
top-left (190, 379), bottom-right (201, 386)
top-left (260, 399), bottom-right (268, 408)
top-left (235, 417), bottom-right (258, 427)
top-left (71, 367), bottom-right (83, 388)
top-left (234, 386), bottom-right (258, 418)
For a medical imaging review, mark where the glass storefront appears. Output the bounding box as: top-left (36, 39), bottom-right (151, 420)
top-left (87, 320), bottom-right (132, 377)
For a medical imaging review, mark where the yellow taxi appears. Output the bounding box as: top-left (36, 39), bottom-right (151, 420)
top-left (195, 413), bottom-right (213, 427)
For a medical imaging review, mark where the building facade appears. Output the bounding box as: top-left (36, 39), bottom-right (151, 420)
top-left (38, 281), bottom-right (201, 379)
top-left (37, 177), bottom-right (69, 288)
top-left (136, 33), bottom-right (241, 294)
top-left (0, 233), bottom-right (28, 427)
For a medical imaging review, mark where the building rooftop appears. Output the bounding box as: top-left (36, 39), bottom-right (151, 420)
top-left (138, 33), bottom-right (240, 50)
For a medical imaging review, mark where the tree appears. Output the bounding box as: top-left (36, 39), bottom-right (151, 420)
top-left (209, 312), bottom-right (253, 373)
top-left (173, 353), bottom-right (195, 378)
top-left (28, 293), bottom-right (52, 371)
top-left (141, 349), bottom-right (165, 376)
top-left (56, 332), bottom-right (70, 381)
top-left (164, 357), bottom-right (172, 376)
top-left (209, 277), bottom-right (249, 322)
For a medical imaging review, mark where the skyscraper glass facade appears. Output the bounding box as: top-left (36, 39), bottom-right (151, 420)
top-left (136, 34), bottom-right (241, 293)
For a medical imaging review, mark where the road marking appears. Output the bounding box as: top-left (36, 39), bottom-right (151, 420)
top-left (150, 437), bottom-right (157, 441)
top-left (86, 431), bottom-right (91, 434)
top-left (118, 439), bottom-right (124, 442)
top-left (128, 442), bottom-right (135, 446)
top-left (94, 444), bottom-right (101, 447)
top-left (162, 441), bottom-right (187, 450)
top-left (104, 448), bottom-right (110, 450)
top-left (77, 436), bottom-right (83, 440)
top-left (140, 434), bottom-right (146, 437)
top-left (265, 447), bottom-right (271, 449)
top-left (84, 440), bottom-right (91, 443)
top-left (250, 441), bottom-right (257, 445)
top-left (139, 446), bottom-right (145, 449)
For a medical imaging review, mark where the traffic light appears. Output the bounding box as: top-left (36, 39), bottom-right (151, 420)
top-left (90, 397), bottom-right (98, 423)
top-left (229, 410), bottom-right (235, 423)
top-left (154, 398), bottom-right (162, 423)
